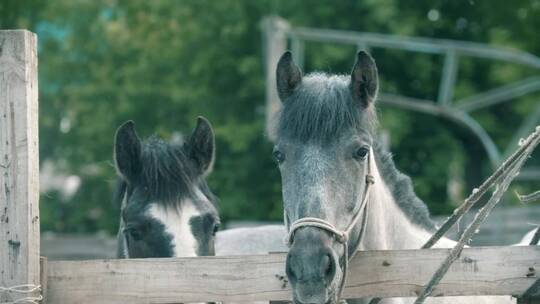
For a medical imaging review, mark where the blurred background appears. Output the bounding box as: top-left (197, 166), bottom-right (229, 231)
top-left (1, 0), bottom-right (539, 258)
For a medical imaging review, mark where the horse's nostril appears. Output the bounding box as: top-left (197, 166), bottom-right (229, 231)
top-left (321, 254), bottom-right (330, 275)
top-left (323, 253), bottom-right (336, 283)
top-left (286, 253), bottom-right (298, 282)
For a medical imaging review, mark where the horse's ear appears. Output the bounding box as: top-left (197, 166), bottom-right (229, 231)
top-left (276, 51), bottom-right (302, 101)
top-left (114, 121), bottom-right (142, 183)
top-left (350, 51), bottom-right (379, 107)
top-left (187, 116), bottom-right (215, 176)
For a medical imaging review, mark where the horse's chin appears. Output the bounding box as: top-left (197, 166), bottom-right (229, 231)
top-left (292, 296), bottom-right (338, 304)
top-left (292, 286), bottom-right (339, 304)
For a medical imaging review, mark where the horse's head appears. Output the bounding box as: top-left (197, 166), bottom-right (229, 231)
top-left (274, 51), bottom-right (379, 304)
top-left (114, 117), bottom-right (220, 258)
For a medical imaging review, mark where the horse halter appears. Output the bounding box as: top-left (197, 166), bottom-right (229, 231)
top-left (119, 191), bottom-right (130, 258)
top-left (285, 149), bottom-right (375, 301)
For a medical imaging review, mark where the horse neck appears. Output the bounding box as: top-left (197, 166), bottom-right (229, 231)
top-left (358, 152), bottom-right (435, 251)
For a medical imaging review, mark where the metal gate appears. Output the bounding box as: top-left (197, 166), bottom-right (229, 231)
top-left (263, 16), bottom-right (540, 182)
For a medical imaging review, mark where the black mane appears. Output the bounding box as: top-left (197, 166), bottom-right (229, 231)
top-left (278, 73), bottom-right (377, 143)
top-left (373, 138), bottom-right (436, 230)
top-left (115, 136), bottom-right (215, 207)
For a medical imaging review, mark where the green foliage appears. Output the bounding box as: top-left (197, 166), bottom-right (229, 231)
top-left (2, 0), bottom-right (538, 234)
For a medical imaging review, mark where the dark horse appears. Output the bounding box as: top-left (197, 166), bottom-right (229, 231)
top-left (114, 117), bottom-right (220, 258)
top-left (273, 52), bottom-right (512, 304)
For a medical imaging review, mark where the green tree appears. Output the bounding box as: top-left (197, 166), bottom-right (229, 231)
top-left (2, 0), bottom-right (538, 233)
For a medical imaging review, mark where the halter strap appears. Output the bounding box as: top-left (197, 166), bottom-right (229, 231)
top-left (288, 217), bottom-right (348, 244)
top-left (285, 149), bottom-right (375, 301)
top-left (119, 191), bottom-right (130, 258)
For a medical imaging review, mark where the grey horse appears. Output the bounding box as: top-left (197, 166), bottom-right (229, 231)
top-left (269, 51), bottom-right (515, 304)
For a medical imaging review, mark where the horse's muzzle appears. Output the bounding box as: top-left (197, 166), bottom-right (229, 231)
top-left (286, 227), bottom-right (340, 304)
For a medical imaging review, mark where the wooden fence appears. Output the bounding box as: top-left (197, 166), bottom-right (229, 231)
top-left (45, 246), bottom-right (539, 304)
top-left (1, 30), bottom-right (539, 304)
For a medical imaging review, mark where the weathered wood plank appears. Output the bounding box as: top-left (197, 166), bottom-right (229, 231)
top-left (0, 30), bottom-right (40, 303)
top-left (46, 246), bottom-right (539, 303)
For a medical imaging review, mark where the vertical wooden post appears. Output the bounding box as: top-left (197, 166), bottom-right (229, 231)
top-left (0, 30), bottom-right (40, 303)
top-left (262, 16), bottom-right (289, 141)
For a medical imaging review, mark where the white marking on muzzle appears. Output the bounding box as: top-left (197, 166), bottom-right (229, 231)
top-left (148, 199), bottom-right (202, 257)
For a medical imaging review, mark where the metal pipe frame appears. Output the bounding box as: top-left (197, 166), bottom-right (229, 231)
top-left (263, 17), bottom-right (540, 179)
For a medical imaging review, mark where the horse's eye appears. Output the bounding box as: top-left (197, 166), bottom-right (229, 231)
top-left (354, 147), bottom-right (369, 160)
top-left (272, 149), bottom-right (285, 163)
top-left (124, 226), bottom-right (145, 241)
top-left (212, 223), bottom-right (220, 236)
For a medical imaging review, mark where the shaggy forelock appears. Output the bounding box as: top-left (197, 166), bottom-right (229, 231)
top-left (139, 136), bottom-right (197, 204)
top-left (116, 136), bottom-right (215, 207)
top-left (277, 73), bottom-right (377, 143)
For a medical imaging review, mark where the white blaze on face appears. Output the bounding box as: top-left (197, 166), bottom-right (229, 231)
top-left (148, 199), bottom-right (202, 257)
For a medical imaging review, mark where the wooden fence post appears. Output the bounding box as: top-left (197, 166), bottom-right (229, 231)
top-left (0, 30), bottom-right (40, 303)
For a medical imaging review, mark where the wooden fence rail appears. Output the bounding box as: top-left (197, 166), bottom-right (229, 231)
top-left (45, 246), bottom-right (539, 303)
